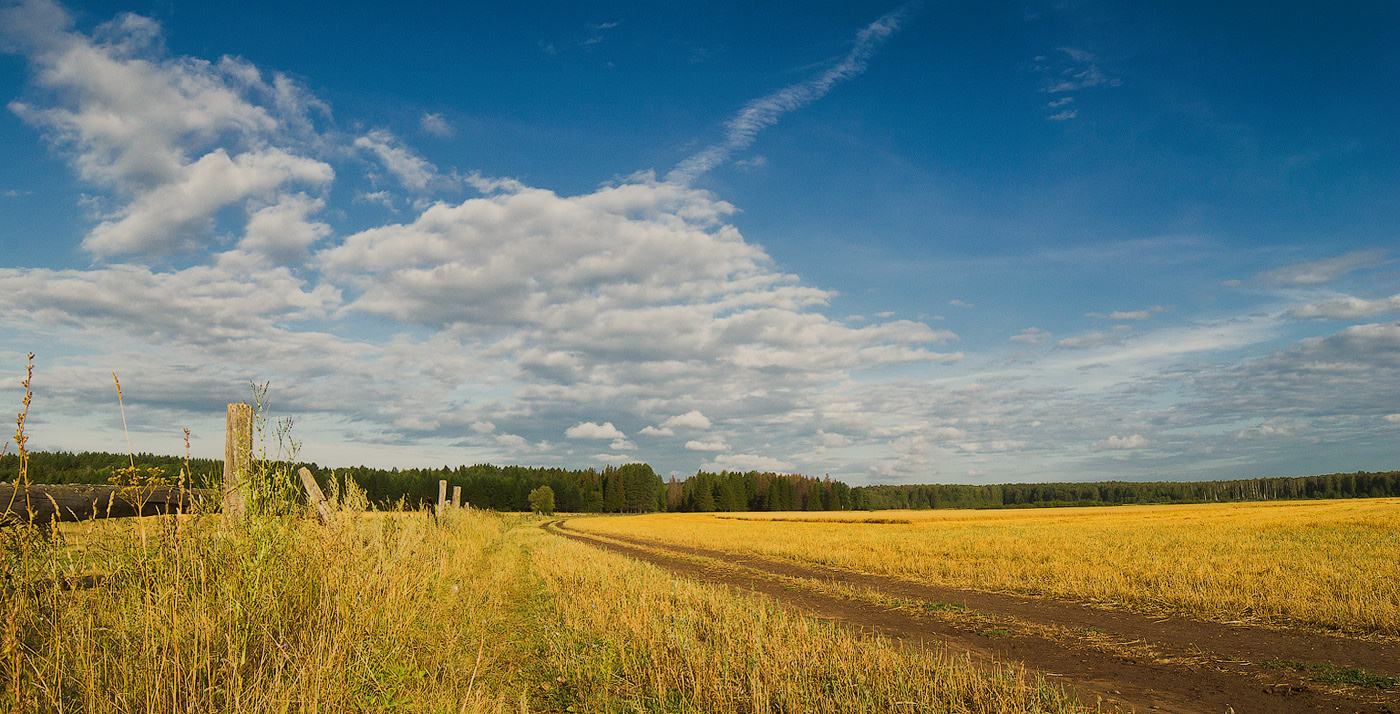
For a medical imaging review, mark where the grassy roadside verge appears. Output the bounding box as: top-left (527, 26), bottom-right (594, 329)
top-left (3, 510), bottom-right (1088, 713)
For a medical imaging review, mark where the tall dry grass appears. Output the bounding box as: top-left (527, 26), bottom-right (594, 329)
top-left (572, 501), bottom-right (1400, 636)
top-left (4, 509), bottom-right (1089, 713)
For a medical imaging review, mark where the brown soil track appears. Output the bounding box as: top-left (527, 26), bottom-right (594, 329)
top-left (548, 520), bottom-right (1400, 714)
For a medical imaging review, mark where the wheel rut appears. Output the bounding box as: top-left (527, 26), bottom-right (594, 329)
top-left (547, 520), bottom-right (1400, 714)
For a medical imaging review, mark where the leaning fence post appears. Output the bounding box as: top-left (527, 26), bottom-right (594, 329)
top-left (222, 403), bottom-right (253, 525)
top-left (437, 479), bottom-right (447, 517)
top-left (452, 485), bottom-right (462, 509)
top-left (298, 467), bottom-right (333, 526)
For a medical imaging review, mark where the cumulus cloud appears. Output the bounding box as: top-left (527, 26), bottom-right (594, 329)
top-left (0, 261), bottom-right (339, 343)
top-left (419, 112), bottom-right (453, 137)
top-left (684, 439), bottom-right (729, 451)
top-left (565, 421), bottom-right (626, 440)
top-left (1090, 434), bottom-right (1149, 451)
top-left (1286, 293), bottom-right (1400, 321)
top-left (2, 0), bottom-right (332, 258)
top-left (1257, 249), bottom-right (1388, 286)
top-left (638, 425), bottom-right (674, 436)
top-left (237, 193), bottom-right (332, 263)
top-left (661, 410), bottom-right (712, 431)
top-left (704, 453), bottom-right (793, 473)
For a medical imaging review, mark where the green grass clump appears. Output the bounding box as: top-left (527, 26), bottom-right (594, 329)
top-left (1263, 660), bottom-right (1400, 690)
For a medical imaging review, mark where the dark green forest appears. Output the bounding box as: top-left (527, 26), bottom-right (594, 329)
top-left (4, 450), bottom-right (1398, 512)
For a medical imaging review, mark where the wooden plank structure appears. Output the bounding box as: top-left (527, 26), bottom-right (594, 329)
top-left (222, 402), bottom-right (253, 524)
top-left (298, 467), bottom-right (333, 525)
top-left (2, 401), bottom-right (340, 528)
top-left (0, 484), bottom-right (208, 525)
top-left (437, 479), bottom-right (448, 516)
top-left (452, 485), bottom-right (462, 509)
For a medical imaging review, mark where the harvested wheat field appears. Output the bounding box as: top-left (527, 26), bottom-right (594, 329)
top-left (555, 500), bottom-right (1400, 713)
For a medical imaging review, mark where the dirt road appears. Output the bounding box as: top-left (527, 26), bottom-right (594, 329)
top-left (548, 520), bottom-right (1400, 714)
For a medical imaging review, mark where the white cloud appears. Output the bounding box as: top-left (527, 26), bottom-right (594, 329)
top-left (638, 425), bottom-right (674, 436)
top-left (733, 155), bottom-right (768, 172)
top-left (565, 421), bottom-right (626, 440)
top-left (2, 1), bottom-right (331, 259)
top-left (684, 439), bottom-right (729, 451)
top-left (1257, 249), bottom-right (1388, 286)
top-left (470, 421), bottom-right (495, 433)
top-left (1090, 434), bottom-right (1149, 451)
top-left (355, 190), bottom-right (396, 211)
top-left (355, 130), bottom-right (442, 192)
top-left (609, 438), bottom-right (636, 451)
top-left (0, 261), bottom-right (339, 343)
top-left (1234, 423), bottom-right (1299, 440)
top-left (495, 433), bottom-right (527, 448)
top-left (1087, 309), bottom-right (1151, 320)
top-left (1385, 414), bottom-right (1400, 424)
top-left (419, 112), bottom-right (453, 137)
top-left (237, 193), bottom-right (331, 263)
top-left (1286, 293), bottom-right (1400, 320)
top-left (591, 453), bottom-right (635, 463)
top-left (1042, 47), bottom-right (1121, 93)
top-left (85, 148), bottom-right (332, 256)
top-left (1057, 332), bottom-right (1123, 350)
top-left (1011, 327), bottom-right (1052, 344)
top-left (1047, 96), bottom-right (1074, 108)
top-left (667, 2), bottom-right (918, 183)
top-left (661, 410), bottom-right (712, 431)
top-left (704, 453), bottom-right (793, 473)
top-left (818, 430), bottom-right (852, 447)
top-left (1048, 109), bottom-right (1077, 121)
top-left (949, 299), bottom-right (973, 308)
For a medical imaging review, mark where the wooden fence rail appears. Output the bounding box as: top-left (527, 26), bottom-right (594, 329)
top-left (1, 401), bottom-right (336, 527)
top-left (0, 484), bottom-right (210, 525)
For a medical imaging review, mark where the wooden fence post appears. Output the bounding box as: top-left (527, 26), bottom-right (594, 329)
top-left (437, 479), bottom-right (447, 517)
top-left (298, 467), bottom-right (333, 526)
top-left (452, 485), bottom-right (462, 509)
top-left (222, 403), bottom-right (253, 525)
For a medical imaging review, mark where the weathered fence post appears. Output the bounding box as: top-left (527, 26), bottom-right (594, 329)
top-left (437, 479), bottom-right (447, 517)
top-left (222, 403), bottom-right (253, 525)
top-left (452, 485), bottom-right (462, 509)
top-left (298, 467), bottom-right (333, 526)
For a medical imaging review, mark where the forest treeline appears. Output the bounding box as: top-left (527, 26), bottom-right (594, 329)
top-left (4, 450), bottom-right (1398, 512)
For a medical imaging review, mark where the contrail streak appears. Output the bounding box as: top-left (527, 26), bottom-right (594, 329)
top-left (666, 2), bottom-right (921, 184)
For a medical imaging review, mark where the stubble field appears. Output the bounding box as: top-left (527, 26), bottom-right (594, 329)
top-left (570, 499), bottom-right (1400, 636)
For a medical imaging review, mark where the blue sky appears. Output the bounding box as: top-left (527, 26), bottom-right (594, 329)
top-left (1, 0), bottom-right (1397, 483)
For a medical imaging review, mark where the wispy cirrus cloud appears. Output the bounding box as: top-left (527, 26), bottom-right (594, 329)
top-left (1257, 249), bottom-right (1388, 285)
top-left (667, 2), bottom-right (920, 183)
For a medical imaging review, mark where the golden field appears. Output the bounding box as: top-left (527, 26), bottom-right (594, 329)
top-left (3, 508), bottom-right (1083, 713)
top-left (570, 499), bottom-right (1400, 636)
